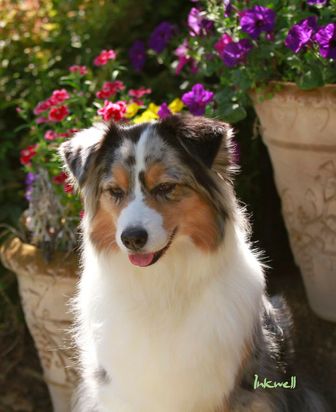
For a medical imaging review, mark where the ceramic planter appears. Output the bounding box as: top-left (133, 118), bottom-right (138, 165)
top-left (252, 83), bottom-right (336, 322)
top-left (0, 237), bottom-right (79, 411)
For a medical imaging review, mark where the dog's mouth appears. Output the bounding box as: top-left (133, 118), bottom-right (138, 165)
top-left (128, 228), bottom-right (177, 268)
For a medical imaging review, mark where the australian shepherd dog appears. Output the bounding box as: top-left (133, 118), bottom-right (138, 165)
top-left (60, 115), bottom-right (326, 412)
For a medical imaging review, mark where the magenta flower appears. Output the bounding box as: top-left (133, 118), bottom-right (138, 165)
top-left (221, 39), bottom-right (253, 67)
top-left (182, 84), bottom-right (214, 116)
top-left (94, 49), bottom-right (117, 66)
top-left (69, 65), bottom-right (88, 75)
top-left (33, 99), bottom-right (52, 115)
top-left (315, 23), bottom-right (336, 59)
top-left (97, 100), bottom-right (127, 122)
top-left (148, 22), bottom-right (175, 53)
top-left (158, 103), bottom-right (172, 119)
top-left (129, 40), bottom-right (146, 72)
top-left (214, 34), bottom-right (232, 55)
top-left (49, 89), bottom-right (70, 105)
top-left (188, 8), bottom-right (214, 37)
top-left (175, 40), bottom-right (198, 75)
top-left (44, 130), bottom-right (58, 141)
top-left (240, 5), bottom-right (276, 39)
top-left (285, 16), bottom-right (317, 53)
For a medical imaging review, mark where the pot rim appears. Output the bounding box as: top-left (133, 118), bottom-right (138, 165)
top-left (0, 237), bottom-right (78, 279)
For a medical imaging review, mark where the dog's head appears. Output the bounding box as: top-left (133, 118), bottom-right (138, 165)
top-left (60, 115), bottom-right (235, 267)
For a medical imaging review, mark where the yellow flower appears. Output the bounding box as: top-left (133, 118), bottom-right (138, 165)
top-left (168, 98), bottom-right (184, 113)
top-left (133, 103), bottom-right (159, 123)
top-left (124, 103), bottom-right (140, 119)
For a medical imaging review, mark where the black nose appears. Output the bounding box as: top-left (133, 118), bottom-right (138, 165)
top-left (121, 227), bottom-right (148, 251)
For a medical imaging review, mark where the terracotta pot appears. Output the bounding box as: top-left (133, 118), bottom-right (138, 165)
top-left (0, 237), bottom-right (79, 411)
top-left (252, 83), bottom-right (336, 322)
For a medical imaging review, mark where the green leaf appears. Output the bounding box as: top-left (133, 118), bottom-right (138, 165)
top-left (217, 102), bottom-right (247, 123)
top-left (297, 66), bottom-right (324, 90)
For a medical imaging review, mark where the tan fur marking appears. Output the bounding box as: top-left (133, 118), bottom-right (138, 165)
top-left (145, 162), bottom-right (168, 190)
top-left (111, 164), bottom-right (129, 191)
top-left (146, 188), bottom-right (221, 252)
top-left (89, 194), bottom-right (127, 252)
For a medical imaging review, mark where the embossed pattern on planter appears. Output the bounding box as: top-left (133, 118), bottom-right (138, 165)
top-left (253, 83), bottom-right (336, 321)
top-left (0, 238), bottom-right (79, 412)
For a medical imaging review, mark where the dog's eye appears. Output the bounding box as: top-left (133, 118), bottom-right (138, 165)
top-left (108, 187), bottom-right (125, 201)
top-left (151, 183), bottom-right (176, 198)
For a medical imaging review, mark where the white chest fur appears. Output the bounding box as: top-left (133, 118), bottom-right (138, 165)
top-left (76, 224), bottom-right (265, 412)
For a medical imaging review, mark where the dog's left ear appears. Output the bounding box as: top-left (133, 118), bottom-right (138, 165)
top-left (59, 124), bottom-right (107, 188)
top-left (158, 114), bottom-right (233, 168)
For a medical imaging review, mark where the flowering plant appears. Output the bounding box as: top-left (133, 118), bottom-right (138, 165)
top-left (130, 1), bottom-right (336, 122)
top-left (17, 51), bottom-right (189, 254)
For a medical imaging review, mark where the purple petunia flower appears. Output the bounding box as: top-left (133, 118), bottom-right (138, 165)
top-left (25, 172), bottom-right (37, 201)
top-left (128, 40), bottom-right (146, 72)
top-left (214, 33), bottom-right (232, 55)
top-left (182, 84), bottom-right (214, 116)
top-left (158, 103), bottom-right (172, 119)
top-left (148, 22), bottom-right (175, 53)
top-left (188, 8), bottom-right (214, 37)
top-left (223, 0), bottom-right (232, 17)
top-left (240, 5), bottom-right (276, 39)
top-left (315, 23), bottom-right (336, 59)
top-left (307, 0), bottom-right (327, 5)
top-left (221, 39), bottom-right (253, 67)
top-left (285, 16), bottom-right (317, 53)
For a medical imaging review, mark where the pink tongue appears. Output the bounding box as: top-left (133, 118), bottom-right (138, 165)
top-left (128, 253), bottom-right (155, 267)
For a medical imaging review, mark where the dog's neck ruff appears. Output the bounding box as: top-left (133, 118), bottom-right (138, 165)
top-left (77, 220), bottom-right (265, 412)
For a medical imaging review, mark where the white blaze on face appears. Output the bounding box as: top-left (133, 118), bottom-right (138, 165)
top-left (116, 127), bottom-right (169, 253)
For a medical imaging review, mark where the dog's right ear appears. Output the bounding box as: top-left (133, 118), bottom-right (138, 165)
top-left (59, 124), bottom-right (107, 188)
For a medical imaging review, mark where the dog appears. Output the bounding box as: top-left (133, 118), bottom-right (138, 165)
top-left (60, 114), bottom-right (326, 412)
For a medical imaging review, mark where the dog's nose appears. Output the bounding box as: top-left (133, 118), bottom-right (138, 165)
top-left (121, 227), bottom-right (148, 251)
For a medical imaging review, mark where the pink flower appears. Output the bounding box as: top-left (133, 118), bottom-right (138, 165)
top-left (94, 49), bottom-right (117, 66)
top-left (97, 100), bottom-right (127, 122)
top-left (48, 105), bottom-right (69, 122)
top-left (49, 89), bottom-right (70, 105)
top-left (96, 81), bottom-right (125, 99)
top-left (44, 130), bottom-right (58, 141)
top-left (33, 99), bottom-right (52, 115)
top-left (35, 116), bottom-right (49, 124)
top-left (20, 145), bottom-right (37, 166)
top-left (175, 39), bottom-right (198, 75)
top-left (128, 87), bottom-right (152, 99)
top-left (69, 65), bottom-right (88, 75)
top-left (214, 34), bottom-right (232, 55)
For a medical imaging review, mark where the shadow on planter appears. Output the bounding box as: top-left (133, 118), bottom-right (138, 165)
top-left (0, 237), bottom-right (79, 412)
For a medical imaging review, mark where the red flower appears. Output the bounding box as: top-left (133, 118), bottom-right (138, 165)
top-left (64, 183), bottom-right (74, 193)
top-left (69, 65), bottom-right (88, 75)
top-left (96, 81), bottom-right (125, 99)
top-left (49, 89), bottom-right (70, 105)
top-left (97, 100), bottom-right (127, 122)
top-left (128, 87), bottom-right (152, 99)
top-left (79, 210), bottom-right (85, 219)
top-left (20, 145), bottom-right (37, 165)
top-left (44, 130), bottom-right (58, 141)
top-left (53, 172), bottom-right (68, 185)
top-left (48, 105), bottom-right (69, 122)
top-left (94, 49), bottom-right (117, 66)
